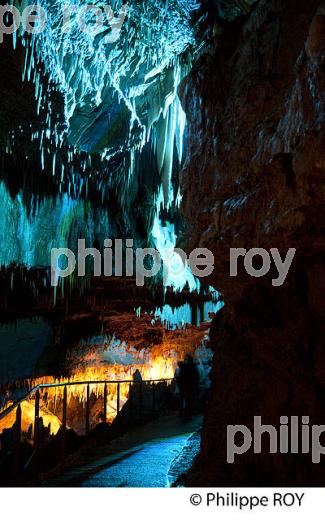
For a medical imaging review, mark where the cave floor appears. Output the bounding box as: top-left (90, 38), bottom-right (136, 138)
top-left (46, 413), bottom-right (202, 488)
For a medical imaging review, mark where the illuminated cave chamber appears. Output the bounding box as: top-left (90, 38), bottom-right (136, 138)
top-left (3, 0), bottom-right (208, 291)
top-left (0, 0), bottom-right (226, 437)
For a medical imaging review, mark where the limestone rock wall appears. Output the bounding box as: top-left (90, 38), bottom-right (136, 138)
top-left (180, 0), bottom-right (325, 485)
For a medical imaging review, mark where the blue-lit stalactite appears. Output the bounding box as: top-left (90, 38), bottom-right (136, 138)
top-left (9, 0), bottom-right (199, 176)
top-left (0, 182), bottom-right (111, 268)
top-left (154, 300), bottom-right (224, 330)
top-left (1, 1), bottom-right (223, 297)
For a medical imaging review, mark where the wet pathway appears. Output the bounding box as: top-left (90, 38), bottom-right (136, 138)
top-left (48, 414), bottom-right (202, 487)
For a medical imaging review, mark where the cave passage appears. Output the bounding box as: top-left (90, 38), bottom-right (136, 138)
top-left (0, 0), bottom-right (224, 487)
top-left (0, 0), bottom-right (324, 498)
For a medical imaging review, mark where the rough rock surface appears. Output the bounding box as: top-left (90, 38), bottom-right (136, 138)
top-left (180, 0), bottom-right (325, 485)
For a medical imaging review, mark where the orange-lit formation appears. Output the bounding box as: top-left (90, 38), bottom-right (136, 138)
top-left (0, 318), bottom-right (212, 437)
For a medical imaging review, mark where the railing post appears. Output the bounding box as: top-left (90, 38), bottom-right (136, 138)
top-left (152, 383), bottom-right (155, 412)
top-left (61, 386), bottom-right (67, 463)
top-left (33, 389), bottom-right (40, 476)
top-left (117, 382), bottom-right (120, 416)
top-left (103, 383), bottom-right (107, 423)
top-left (85, 384), bottom-right (90, 436)
top-left (139, 381), bottom-right (143, 421)
top-left (13, 404), bottom-right (21, 484)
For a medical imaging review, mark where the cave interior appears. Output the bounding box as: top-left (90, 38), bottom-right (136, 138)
top-left (0, 0), bottom-right (325, 487)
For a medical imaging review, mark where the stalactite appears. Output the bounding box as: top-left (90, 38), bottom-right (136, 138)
top-left (1, 0), bottom-right (209, 297)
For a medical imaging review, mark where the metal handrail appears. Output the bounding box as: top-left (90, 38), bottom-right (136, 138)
top-left (0, 377), bottom-right (174, 421)
top-left (2, 376), bottom-right (175, 482)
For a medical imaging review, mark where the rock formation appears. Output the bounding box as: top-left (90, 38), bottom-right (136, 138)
top-left (180, 0), bottom-right (325, 485)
